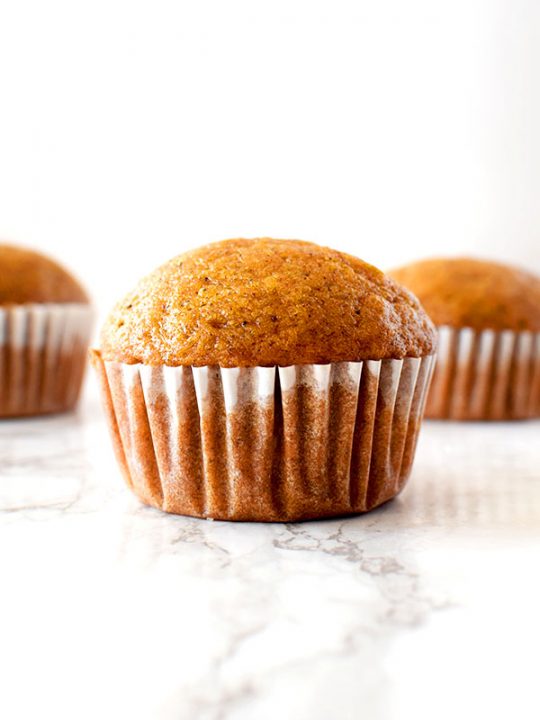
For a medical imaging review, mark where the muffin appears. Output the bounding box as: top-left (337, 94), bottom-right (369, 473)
top-left (91, 238), bottom-right (436, 521)
top-left (0, 244), bottom-right (93, 417)
top-left (390, 257), bottom-right (540, 420)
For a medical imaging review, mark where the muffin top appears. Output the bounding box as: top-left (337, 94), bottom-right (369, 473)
top-left (101, 238), bottom-right (435, 367)
top-left (390, 257), bottom-right (540, 331)
top-left (0, 244), bottom-right (89, 305)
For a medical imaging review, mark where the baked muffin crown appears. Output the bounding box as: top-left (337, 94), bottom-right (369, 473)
top-left (0, 244), bottom-right (89, 304)
top-left (390, 257), bottom-right (540, 332)
top-left (100, 238), bottom-right (436, 367)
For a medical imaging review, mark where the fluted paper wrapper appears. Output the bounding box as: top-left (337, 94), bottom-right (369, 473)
top-left (426, 326), bottom-right (540, 420)
top-left (0, 304), bottom-right (93, 418)
top-left (91, 351), bottom-right (435, 521)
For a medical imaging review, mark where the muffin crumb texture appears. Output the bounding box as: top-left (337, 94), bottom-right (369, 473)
top-left (101, 238), bottom-right (436, 367)
top-left (0, 244), bottom-right (89, 304)
top-left (390, 257), bottom-right (540, 331)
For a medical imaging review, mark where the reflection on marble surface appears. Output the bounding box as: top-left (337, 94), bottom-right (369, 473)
top-left (0, 392), bottom-right (539, 720)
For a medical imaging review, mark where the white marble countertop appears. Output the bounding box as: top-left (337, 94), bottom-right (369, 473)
top-left (0, 385), bottom-right (539, 720)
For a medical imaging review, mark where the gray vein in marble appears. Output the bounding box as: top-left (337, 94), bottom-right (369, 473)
top-left (1, 403), bottom-right (539, 720)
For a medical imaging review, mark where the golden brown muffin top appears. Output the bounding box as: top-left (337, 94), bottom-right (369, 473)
top-left (0, 244), bottom-right (89, 304)
top-left (390, 257), bottom-right (540, 331)
top-left (100, 238), bottom-right (435, 367)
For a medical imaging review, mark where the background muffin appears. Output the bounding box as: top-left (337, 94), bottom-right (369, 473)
top-left (93, 238), bottom-right (437, 521)
top-left (0, 244), bottom-right (92, 417)
top-left (390, 257), bottom-right (540, 420)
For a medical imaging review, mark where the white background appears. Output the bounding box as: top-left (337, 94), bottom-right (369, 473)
top-left (0, 0), bottom-right (539, 319)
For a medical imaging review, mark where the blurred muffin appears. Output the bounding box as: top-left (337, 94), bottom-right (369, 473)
top-left (92, 238), bottom-right (436, 521)
top-left (390, 257), bottom-right (540, 420)
top-left (0, 244), bottom-right (92, 417)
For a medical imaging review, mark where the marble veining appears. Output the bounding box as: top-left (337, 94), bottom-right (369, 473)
top-left (0, 388), bottom-right (539, 720)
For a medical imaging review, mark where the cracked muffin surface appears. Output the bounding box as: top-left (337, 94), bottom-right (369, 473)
top-left (101, 237), bottom-right (436, 367)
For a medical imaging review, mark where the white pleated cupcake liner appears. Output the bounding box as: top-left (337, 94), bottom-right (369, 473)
top-left (92, 351), bottom-right (435, 521)
top-left (0, 303), bottom-right (93, 417)
top-left (426, 326), bottom-right (540, 420)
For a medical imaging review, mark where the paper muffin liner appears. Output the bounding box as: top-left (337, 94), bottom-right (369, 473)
top-left (425, 326), bottom-right (540, 420)
top-left (0, 303), bottom-right (93, 418)
top-left (91, 350), bottom-right (435, 521)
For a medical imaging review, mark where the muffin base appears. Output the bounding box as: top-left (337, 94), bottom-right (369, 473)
top-left (92, 351), bottom-right (434, 521)
top-left (0, 304), bottom-right (93, 418)
top-left (426, 326), bottom-right (540, 420)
